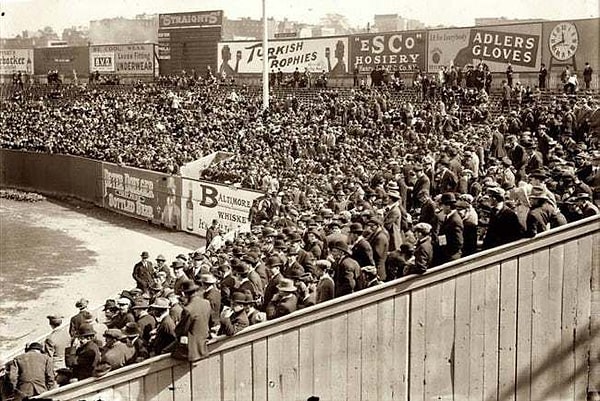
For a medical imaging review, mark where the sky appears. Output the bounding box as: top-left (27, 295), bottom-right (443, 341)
top-left (0, 0), bottom-right (599, 37)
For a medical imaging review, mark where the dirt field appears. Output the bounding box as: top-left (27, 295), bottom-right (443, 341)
top-left (0, 197), bottom-right (204, 355)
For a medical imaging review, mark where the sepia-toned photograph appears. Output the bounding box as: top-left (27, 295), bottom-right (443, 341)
top-left (0, 0), bottom-right (599, 399)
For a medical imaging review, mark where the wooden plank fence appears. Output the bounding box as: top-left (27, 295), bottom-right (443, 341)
top-left (37, 216), bottom-right (600, 401)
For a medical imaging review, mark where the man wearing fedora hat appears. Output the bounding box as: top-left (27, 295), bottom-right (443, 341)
top-left (383, 189), bottom-right (406, 252)
top-left (108, 298), bottom-right (135, 330)
top-left (348, 222), bottom-right (375, 268)
top-left (266, 278), bottom-right (298, 320)
top-left (526, 186), bottom-right (567, 237)
top-left (132, 299), bottom-right (156, 346)
top-left (8, 342), bottom-right (55, 400)
top-left (218, 292), bottom-right (250, 336)
top-left (172, 260), bottom-right (190, 295)
top-left (483, 187), bottom-right (525, 250)
top-left (365, 216), bottom-right (389, 281)
top-left (199, 274), bottom-right (221, 335)
top-left (133, 251), bottom-right (154, 294)
top-left (330, 239), bottom-right (362, 297)
top-left (434, 193), bottom-right (463, 266)
top-left (263, 256), bottom-right (285, 311)
top-left (72, 324), bottom-right (100, 381)
top-left (173, 280), bottom-right (212, 361)
top-left (122, 322), bottom-right (149, 365)
top-left (148, 298), bottom-right (176, 356)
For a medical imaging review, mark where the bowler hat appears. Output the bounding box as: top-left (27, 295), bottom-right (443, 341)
top-left (123, 322), bottom-right (141, 337)
top-left (102, 299), bottom-right (117, 311)
top-left (440, 192), bottom-right (457, 205)
top-left (180, 280), bottom-right (200, 294)
top-left (171, 260), bottom-right (185, 270)
top-left (349, 222), bottom-right (364, 234)
top-left (266, 255), bottom-right (283, 267)
top-left (230, 291), bottom-right (247, 304)
top-left (331, 239), bottom-right (350, 254)
top-left (46, 315), bottom-right (63, 325)
top-left (27, 342), bottom-right (44, 352)
top-left (286, 266), bottom-right (305, 280)
top-left (77, 324), bottom-right (96, 337)
top-left (276, 278), bottom-right (297, 293)
top-left (176, 253), bottom-right (188, 261)
top-left (141, 251), bottom-right (149, 258)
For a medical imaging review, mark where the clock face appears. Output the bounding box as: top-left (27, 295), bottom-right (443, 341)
top-left (549, 22), bottom-right (579, 61)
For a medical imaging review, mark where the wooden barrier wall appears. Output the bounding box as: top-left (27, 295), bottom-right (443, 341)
top-left (39, 216), bottom-right (600, 401)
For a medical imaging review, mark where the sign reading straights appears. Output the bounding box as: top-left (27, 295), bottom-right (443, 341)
top-left (181, 179), bottom-right (263, 237)
top-left (0, 49), bottom-right (34, 75)
top-left (217, 37), bottom-right (349, 75)
top-left (159, 10), bottom-right (223, 28)
top-left (350, 31), bottom-right (426, 73)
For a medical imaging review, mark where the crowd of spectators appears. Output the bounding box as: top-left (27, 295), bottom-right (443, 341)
top-left (1, 72), bottom-right (599, 396)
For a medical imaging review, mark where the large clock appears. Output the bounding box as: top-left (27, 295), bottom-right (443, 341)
top-left (549, 22), bottom-right (579, 61)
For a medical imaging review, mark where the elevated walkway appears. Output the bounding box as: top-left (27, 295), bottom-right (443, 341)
top-left (37, 215), bottom-right (600, 401)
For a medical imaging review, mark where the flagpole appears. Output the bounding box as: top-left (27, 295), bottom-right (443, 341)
top-left (262, 0), bottom-right (269, 111)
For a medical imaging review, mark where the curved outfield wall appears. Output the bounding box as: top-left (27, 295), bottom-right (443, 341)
top-left (0, 149), bottom-right (262, 234)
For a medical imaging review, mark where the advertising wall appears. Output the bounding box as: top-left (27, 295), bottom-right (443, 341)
top-left (181, 179), bottom-right (263, 237)
top-left (90, 44), bottom-right (156, 76)
top-left (541, 18), bottom-right (600, 74)
top-left (0, 49), bottom-right (34, 75)
top-left (350, 31), bottom-right (426, 73)
top-left (217, 37), bottom-right (349, 75)
top-left (428, 24), bottom-right (542, 72)
top-left (34, 46), bottom-right (89, 78)
top-left (158, 10), bottom-right (223, 76)
top-left (102, 164), bottom-right (182, 230)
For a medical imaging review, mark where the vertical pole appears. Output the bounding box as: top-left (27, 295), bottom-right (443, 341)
top-left (262, 0), bottom-right (269, 110)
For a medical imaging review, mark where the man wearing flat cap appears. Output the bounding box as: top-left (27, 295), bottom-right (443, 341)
top-left (98, 329), bottom-right (128, 371)
top-left (173, 280), bottom-right (212, 361)
top-left (8, 342), bottom-right (55, 400)
top-left (69, 298), bottom-right (89, 338)
top-left (43, 315), bottom-right (70, 375)
top-left (526, 186), bottom-right (567, 237)
top-left (412, 223), bottom-right (434, 274)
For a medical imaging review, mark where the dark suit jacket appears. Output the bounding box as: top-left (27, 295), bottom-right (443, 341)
top-left (263, 273), bottom-right (284, 311)
top-left (203, 287), bottom-right (222, 327)
top-left (351, 238), bottom-right (375, 267)
top-left (219, 310), bottom-right (249, 336)
top-left (132, 260), bottom-right (154, 292)
top-left (334, 254), bottom-right (361, 297)
top-left (366, 228), bottom-right (389, 281)
top-left (435, 210), bottom-right (463, 265)
top-left (73, 341), bottom-right (101, 380)
top-left (174, 295), bottom-right (211, 361)
top-left (413, 236), bottom-right (433, 274)
top-left (483, 205), bottom-right (525, 250)
top-left (266, 293), bottom-right (298, 320)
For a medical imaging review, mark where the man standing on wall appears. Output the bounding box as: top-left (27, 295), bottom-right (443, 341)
top-left (583, 62), bottom-right (593, 90)
top-left (538, 63), bottom-right (547, 90)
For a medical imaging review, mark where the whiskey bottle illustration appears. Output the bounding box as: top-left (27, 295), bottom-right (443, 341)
top-left (186, 189), bottom-right (194, 231)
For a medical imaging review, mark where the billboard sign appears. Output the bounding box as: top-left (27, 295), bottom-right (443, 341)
top-left (350, 31), bottom-right (426, 72)
top-left (159, 10), bottom-right (223, 28)
top-left (34, 47), bottom-right (89, 77)
top-left (90, 44), bottom-right (155, 75)
top-left (102, 164), bottom-right (181, 229)
top-left (0, 49), bottom-right (33, 75)
top-left (428, 23), bottom-right (542, 72)
top-left (181, 179), bottom-right (263, 237)
top-left (217, 37), bottom-right (349, 75)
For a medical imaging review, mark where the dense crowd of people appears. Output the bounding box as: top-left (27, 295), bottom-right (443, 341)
top-left (1, 69), bottom-right (599, 397)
